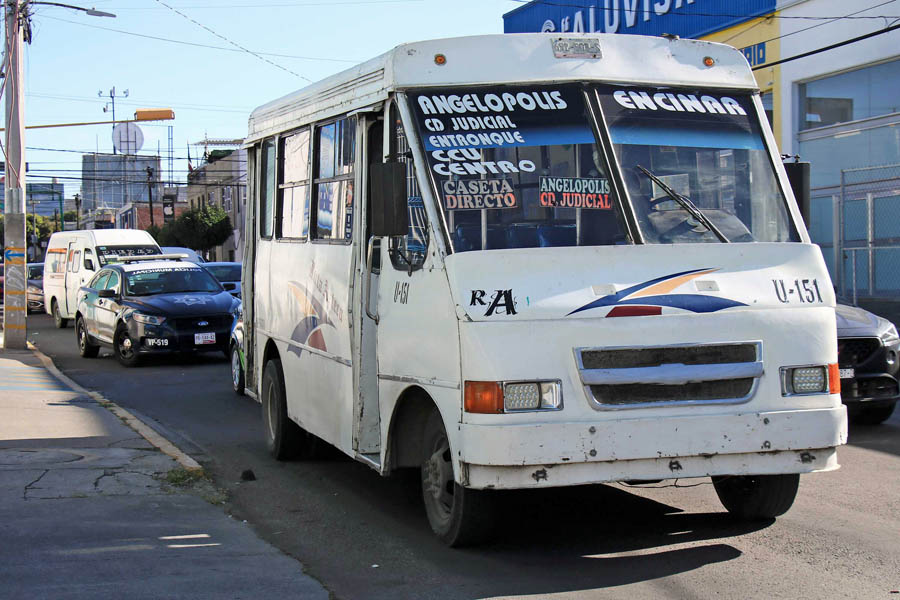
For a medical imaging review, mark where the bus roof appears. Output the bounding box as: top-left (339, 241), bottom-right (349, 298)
top-left (246, 33), bottom-right (756, 144)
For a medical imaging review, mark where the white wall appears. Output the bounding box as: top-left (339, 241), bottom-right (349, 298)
top-left (776, 0), bottom-right (900, 154)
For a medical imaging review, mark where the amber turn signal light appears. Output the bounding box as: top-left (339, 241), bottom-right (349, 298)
top-left (464, 381), bottom-right (503, 413)
top-left (828, 363), bottom-right (841, 394)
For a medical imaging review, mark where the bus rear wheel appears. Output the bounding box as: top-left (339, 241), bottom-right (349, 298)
top-left (420, 410), bottom-right (494, 547)
top-left (712, 473), bottom-right (799, 520)
top-left (261, 359), bottom-right (321, 460)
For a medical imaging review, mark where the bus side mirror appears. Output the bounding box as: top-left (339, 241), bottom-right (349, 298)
top-left (370, 162), bottom-right (409, 237)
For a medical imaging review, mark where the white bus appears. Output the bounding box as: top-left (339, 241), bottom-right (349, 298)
top-left (243, 33), bottom-right (847, 546)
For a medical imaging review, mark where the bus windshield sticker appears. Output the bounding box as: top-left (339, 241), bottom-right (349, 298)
top-left (539, 177), bottom-right (611, 209)
top-left (442, 179), bottom-right (517, 210)
top-left (409, 83), bottom-right (630, 252)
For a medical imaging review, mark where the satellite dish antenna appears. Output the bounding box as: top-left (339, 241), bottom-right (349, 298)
top-left (112, 122), bottom-right (144, 155)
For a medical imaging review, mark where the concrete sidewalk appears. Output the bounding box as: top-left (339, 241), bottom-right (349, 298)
top-left (0, 345), bottom-right (327, 599)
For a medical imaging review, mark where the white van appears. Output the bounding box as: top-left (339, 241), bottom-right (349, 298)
top-left (43, 229), bottom-right (160, 328)
top-left (244, 33), bottom-right (847, 546)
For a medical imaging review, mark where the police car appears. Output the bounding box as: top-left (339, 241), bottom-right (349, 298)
top-left (74, 256), bottom-right (240, 367)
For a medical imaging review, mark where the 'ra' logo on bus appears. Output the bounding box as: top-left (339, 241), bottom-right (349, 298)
top-left (470, 289), bottom-right (517, 317)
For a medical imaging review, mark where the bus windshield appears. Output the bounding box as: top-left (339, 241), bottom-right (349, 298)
top-left (596, 85), bottom-right (798, 244)
top-left (409, 84), bottom-right (630, 252)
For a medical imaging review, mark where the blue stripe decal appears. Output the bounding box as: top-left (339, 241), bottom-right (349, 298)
top-left (568, 268), bottom-right (746, 316)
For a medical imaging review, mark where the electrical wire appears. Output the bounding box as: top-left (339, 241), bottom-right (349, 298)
top-left (39, 15), bottom-right (359, 64)
top-left (25, 90), bottom-right (254, 114)
top-left (753, 0), bottom-right (898, 46)
top-left (102, 0), bottom-right (427, 8)
top-left (152, 0), bottom-right (310, 81)
top-left (506, 0), bottom-right (899, 20)
top-left (752, 22), bottom-right (900, 70)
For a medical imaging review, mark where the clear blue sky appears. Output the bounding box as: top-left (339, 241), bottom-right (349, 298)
top-left (19, 0), bottom-right (521, 198)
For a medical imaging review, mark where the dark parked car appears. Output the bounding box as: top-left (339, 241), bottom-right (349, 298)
top-left (203, 262), bottom-right (242, 298)
top-left (74, 258), bottom-right (239, 367)
top-left (27, 263), bottom-right (45, 313)
top-left (836, 303), bottom-right (899, 424)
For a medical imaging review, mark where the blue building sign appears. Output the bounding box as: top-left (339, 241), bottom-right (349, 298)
top-left (504, 0), bottom-right (776, 40)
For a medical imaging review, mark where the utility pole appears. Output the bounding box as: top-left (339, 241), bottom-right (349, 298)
top-left (4, 0), bottom-right (28, 349)
top-left (2, 1), bottom-right (115, 349)
top-left (74, 192), bottom-right (81, 229)
top-left (146, 166), bottom-right (155, 227)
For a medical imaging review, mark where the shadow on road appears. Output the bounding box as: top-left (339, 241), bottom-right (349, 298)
top-left (847, 418), bottom-right (900, 458)
top-left (230, 447), bottom-right (766, 600)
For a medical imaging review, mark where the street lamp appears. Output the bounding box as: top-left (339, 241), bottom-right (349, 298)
top-left (3, 0), bottom-right (115, 350)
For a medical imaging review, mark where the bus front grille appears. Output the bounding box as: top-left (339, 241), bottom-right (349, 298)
top-left (575, 342), bottom-right (762, 410)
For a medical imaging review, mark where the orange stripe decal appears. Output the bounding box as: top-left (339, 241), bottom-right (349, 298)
top-left (627, 268), bottom-right (718, 299)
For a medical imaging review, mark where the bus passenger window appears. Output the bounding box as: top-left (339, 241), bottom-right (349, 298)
top-left (313, 117), bottom-right (356, 241)
top-left (277, 128), bottom-right (311, 239)
top-left (260, 138), bottom-right (276, 238)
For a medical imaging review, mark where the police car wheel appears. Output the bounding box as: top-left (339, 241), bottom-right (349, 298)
top-left (76, 317), bottom-right (99, 358)
top-left (113, 324), bottom-right (141, 367)
top-left (230, 343), bottom-right (245, 395)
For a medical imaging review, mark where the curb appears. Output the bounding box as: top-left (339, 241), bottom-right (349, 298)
top-left (29, 343), bottom-right (203, 472)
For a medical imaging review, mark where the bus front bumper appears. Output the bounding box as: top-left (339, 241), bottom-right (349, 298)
top-left (458, 406), bottom-right (847, 490)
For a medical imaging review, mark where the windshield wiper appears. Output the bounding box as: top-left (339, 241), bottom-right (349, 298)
top-left (635, 165), bottom-right (729, 243)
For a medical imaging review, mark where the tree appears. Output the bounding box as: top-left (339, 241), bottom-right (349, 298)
top-left (149, 206), bottom-right (232, 252)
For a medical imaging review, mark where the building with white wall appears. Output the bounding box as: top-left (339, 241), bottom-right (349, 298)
top-left (504, 0), bottom-right (900, 298)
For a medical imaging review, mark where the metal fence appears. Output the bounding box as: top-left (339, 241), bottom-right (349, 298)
top-left (810, 163), bottom-right (900, 304)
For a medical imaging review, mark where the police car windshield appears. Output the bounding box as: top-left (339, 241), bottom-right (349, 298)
top-left (596, 85), bottom-right (798, 244)
top-left (409, 84), bottom-right (630, 252)
top-left (125, 267), bottom-right (222, 296)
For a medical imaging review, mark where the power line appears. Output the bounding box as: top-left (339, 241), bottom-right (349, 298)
top-left (753, 0), bottom-right (898, 46)
top-left (152, 0), bottom-right (310, 81)
top-left (102, 0), bottom-right (426, 8)
top-left (41, 15), bottom-right (359, 64)
top-left (507, 0), bottom-right (899, 20)
top-left (753, 23), bottom-right (900, 70)
top-left (25, 91), bottom-right (254, 114)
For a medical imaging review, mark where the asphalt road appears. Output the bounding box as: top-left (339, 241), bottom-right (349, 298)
top-left (27, 313), bottom-right (900, 599)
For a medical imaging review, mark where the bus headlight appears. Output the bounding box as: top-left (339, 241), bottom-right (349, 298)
top-left (504, 381), bottom-right (561, 411)
top-left (781, 364), bottom-right (839, 395)
top-left (464, 380), bottom-right (562, 413)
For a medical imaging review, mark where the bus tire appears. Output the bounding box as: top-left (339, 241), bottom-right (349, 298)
top-left (52, 299), bottom-right (69, 329)
top-left (261, 359), bottom-right (304, 460)
top-left (420, 409), bottom-right (494, 547)
top-left (712, 473), bottom-right (799, 520)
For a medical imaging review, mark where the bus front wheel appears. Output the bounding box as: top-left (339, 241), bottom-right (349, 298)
top-left (712, 473), bottom-right (799, 520)
top-left (420, 410), bottom-right (494, 547)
